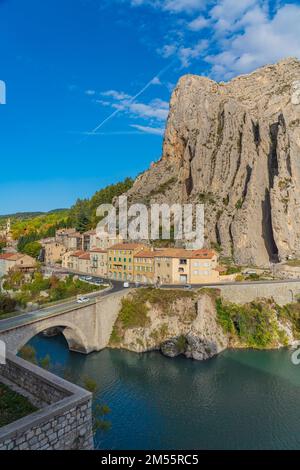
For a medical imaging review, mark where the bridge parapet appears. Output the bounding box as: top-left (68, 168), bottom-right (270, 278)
top-left (0, 289), bottom-right (131, 355)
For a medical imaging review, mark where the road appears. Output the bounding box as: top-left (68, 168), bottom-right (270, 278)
top-left (160, 278), bottom-right (300, 289)
top-left (1, 277), bottom-right (299, 332)
top-left (0, 280), bottom-right (125, 332)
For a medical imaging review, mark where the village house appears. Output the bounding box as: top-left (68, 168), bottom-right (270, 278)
top-left (40, 238), bottom-right (67, 265)
top-left (107, 243), bottom-right (147, 281)
top-left (77, 252), bottom-right (91, 274)
top-left (82, 229), bottom-right (123, 251)
top-left (133, 249), bottom-right (155, 284)
top-left (62, 250), bottom-right (85, 272)
top-left (93, 233), bottom-right (124, 251)
top-left (154, 248), bottom-right (219, 285)
top-left (56, 228), bottom-right (83, 251)
top-left (90, 248), bottom-right (107, 277)
top-left (0, 253), bottom-right (37, 278)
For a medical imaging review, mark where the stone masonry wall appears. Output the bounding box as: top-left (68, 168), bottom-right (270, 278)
top-left (0, 353), bottom-right (94, 450)
top-left (216, 281), bottom-right (300, 305)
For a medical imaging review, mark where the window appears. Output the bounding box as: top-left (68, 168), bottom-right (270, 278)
top-left (179, 259), bottom-right (187, 265)
top-left (193, 270), bottom-right (199, 275)
top-left (124, 258), bottom-right (127, 262)
top-left (194, 261), bottom-right (199, 267)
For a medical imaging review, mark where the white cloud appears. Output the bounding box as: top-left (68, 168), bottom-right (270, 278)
top-left (127, 98), bottom-right (169, 120)
top-left (131, 124), bottom-right (165, 135)
top-left (130, 0), bottom-right (207, 13)
top-left (163, 0), bottom-right (207, 13)
top-left (98, 89), bottom-right (169, 121)
top-left (120, 1), bottom-right (300, 79)
top-left (178, 39), bottom-right (208, 67)
top-left (85, 89), bottom-right (96, 95)
top-left (151, 76), bottom-right (162, 85)
top-left (207, 3), bottom-right (300, 79)
top-left (159, 39), bottom-right (208, 67)
top-left (100, 90), bottom-right (132, 100)
top-left (157, 44), bottom-right (177, 58)
top-left (188, 15), bottom-right (209, 31)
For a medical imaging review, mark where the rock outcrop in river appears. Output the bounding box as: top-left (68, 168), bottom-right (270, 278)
top-left (109, 288), bottom-right (297, 360)
top-left (125, 58), bottom-right (300, 267)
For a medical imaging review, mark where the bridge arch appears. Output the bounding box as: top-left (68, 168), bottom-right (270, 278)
top-left (15, 320), bottom-right (90, 355)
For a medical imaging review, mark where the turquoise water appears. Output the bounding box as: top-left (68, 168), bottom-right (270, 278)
top-left (29, 334), bottom-right (300, 450)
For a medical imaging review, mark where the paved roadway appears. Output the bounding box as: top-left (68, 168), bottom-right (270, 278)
top-left (0, 280), bottom-right (125, 332)
top-left (1, 277), bottom-right (299, 332)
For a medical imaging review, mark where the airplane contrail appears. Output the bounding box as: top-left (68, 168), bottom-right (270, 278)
top-left (88, 61), bottom-right (175, 135)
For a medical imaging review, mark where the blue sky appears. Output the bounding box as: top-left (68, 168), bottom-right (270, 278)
top-left (0, 0), bottom-right (300, 214)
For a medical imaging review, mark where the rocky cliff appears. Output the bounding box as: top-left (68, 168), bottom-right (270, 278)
top-left (126, 58), bottom-right (300, 267)
top-left (109, 288), bottom-right (297, 360)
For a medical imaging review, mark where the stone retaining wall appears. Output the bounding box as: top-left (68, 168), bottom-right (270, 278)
top-left (0, 352), bottom-right (94, 450)
top-left (216, 281), bottom-right (300, 305)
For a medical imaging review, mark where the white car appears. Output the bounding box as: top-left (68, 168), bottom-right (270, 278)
top-left (123, 282), bottom-right (130, 288)
top-left (77, 296), bottom-right (89, 304)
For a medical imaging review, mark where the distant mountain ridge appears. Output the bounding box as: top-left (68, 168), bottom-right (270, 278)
top-left (0, 209), bottom-right (67, 220)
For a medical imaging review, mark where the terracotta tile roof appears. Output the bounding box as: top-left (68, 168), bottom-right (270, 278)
top-left (78, 253), bottom-right (90, 260)
top-left (134, 250), bottom-right (155, 258)
top-left (191, 249), bottom-right (216, 259)
top-left (153, 248), bottom-right (216, 259)
top-left (90, 248), bottom-right (107, 253)
top-left (69, 250), bottom-right (85, 258)
top-left (0, 253), bottom-right (17, 260)
top-left (0, 253), bottom-right (27, 261)
top-left (108, 243), bottom-right (148, 251)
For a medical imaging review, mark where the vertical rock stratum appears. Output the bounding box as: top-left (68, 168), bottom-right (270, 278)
top-left (126, 58), bottom-right (300, 267)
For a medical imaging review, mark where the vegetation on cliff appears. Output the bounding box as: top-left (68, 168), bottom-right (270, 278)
top-left (110, 288), bottom-right (196, 346)
top-left (110, 288), bottom-right (295, 358)
top-left (215, 298), bottom-right (289, 348)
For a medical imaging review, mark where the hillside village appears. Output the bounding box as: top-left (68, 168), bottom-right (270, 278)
top-left (0, 224), bottom-right (227, 286)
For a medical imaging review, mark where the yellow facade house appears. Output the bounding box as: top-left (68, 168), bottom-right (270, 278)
top-left (108, 243), bottom-right (147, 281)
top-left (154, 248), bottom-right (219, 285)
top-left (133, 249), bottom-right (155, 284)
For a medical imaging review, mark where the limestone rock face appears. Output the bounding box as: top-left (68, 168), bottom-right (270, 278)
top-left (126, 58), bottom-right (300, 267)
top-left (185, 295), bottom-right (228, 360)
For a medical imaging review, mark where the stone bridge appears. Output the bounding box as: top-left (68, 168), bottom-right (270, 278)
top-left (0, 290), bottom-right (128, 355)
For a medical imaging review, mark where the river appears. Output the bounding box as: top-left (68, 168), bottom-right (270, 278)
top-left (27, 334), bottom-right (300, 450)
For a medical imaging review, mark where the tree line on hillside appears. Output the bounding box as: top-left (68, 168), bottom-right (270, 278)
top-left (67, 177), bottom-right (133, 233)
top-left (15, 177), bottom-right (134, 257)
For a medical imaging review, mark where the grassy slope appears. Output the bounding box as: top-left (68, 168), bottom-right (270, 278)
top-left (0, 382), bottom-right (37, 427)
